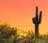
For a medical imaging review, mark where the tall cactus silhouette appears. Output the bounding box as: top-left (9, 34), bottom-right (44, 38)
top-left (32, 6), bottom-right (42, 38)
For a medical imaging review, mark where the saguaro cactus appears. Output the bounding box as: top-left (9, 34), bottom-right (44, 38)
top-left (32, 6), bottom-right (42, 38)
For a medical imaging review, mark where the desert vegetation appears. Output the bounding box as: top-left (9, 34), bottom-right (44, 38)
top-left (0, 24), bottom-right (48, 43)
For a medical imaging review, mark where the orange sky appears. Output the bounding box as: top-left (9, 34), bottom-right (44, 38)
top-left (0, 0), bottom-right (48, 34)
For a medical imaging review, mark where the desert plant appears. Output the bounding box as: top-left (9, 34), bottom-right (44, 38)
top-left (0, 24), bottom-right (17, 43)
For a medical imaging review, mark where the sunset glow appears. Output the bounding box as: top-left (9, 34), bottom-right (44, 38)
top-left (0, 0), bottom-right (48, 35)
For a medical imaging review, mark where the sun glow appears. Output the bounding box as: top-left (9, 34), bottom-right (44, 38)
top-left (17, 31), bottom-right (27, 37)
top-left (19, 33), bottom-right (27, 37)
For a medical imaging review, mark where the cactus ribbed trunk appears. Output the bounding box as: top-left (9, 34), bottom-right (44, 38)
top-left (35, 24), bottom-right (39, 38)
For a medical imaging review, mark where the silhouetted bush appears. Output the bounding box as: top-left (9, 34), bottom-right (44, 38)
top-left (0, 24), bottom-right (17, 43)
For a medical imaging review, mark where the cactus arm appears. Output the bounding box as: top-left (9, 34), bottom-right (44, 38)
top-left (32, 17), bottom-right (36, 24)
top-left (38, 11), bottom-right (42, 24)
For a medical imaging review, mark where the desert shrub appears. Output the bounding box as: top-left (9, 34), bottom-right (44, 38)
top-left (0, 24), bottom-right (17, 43)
